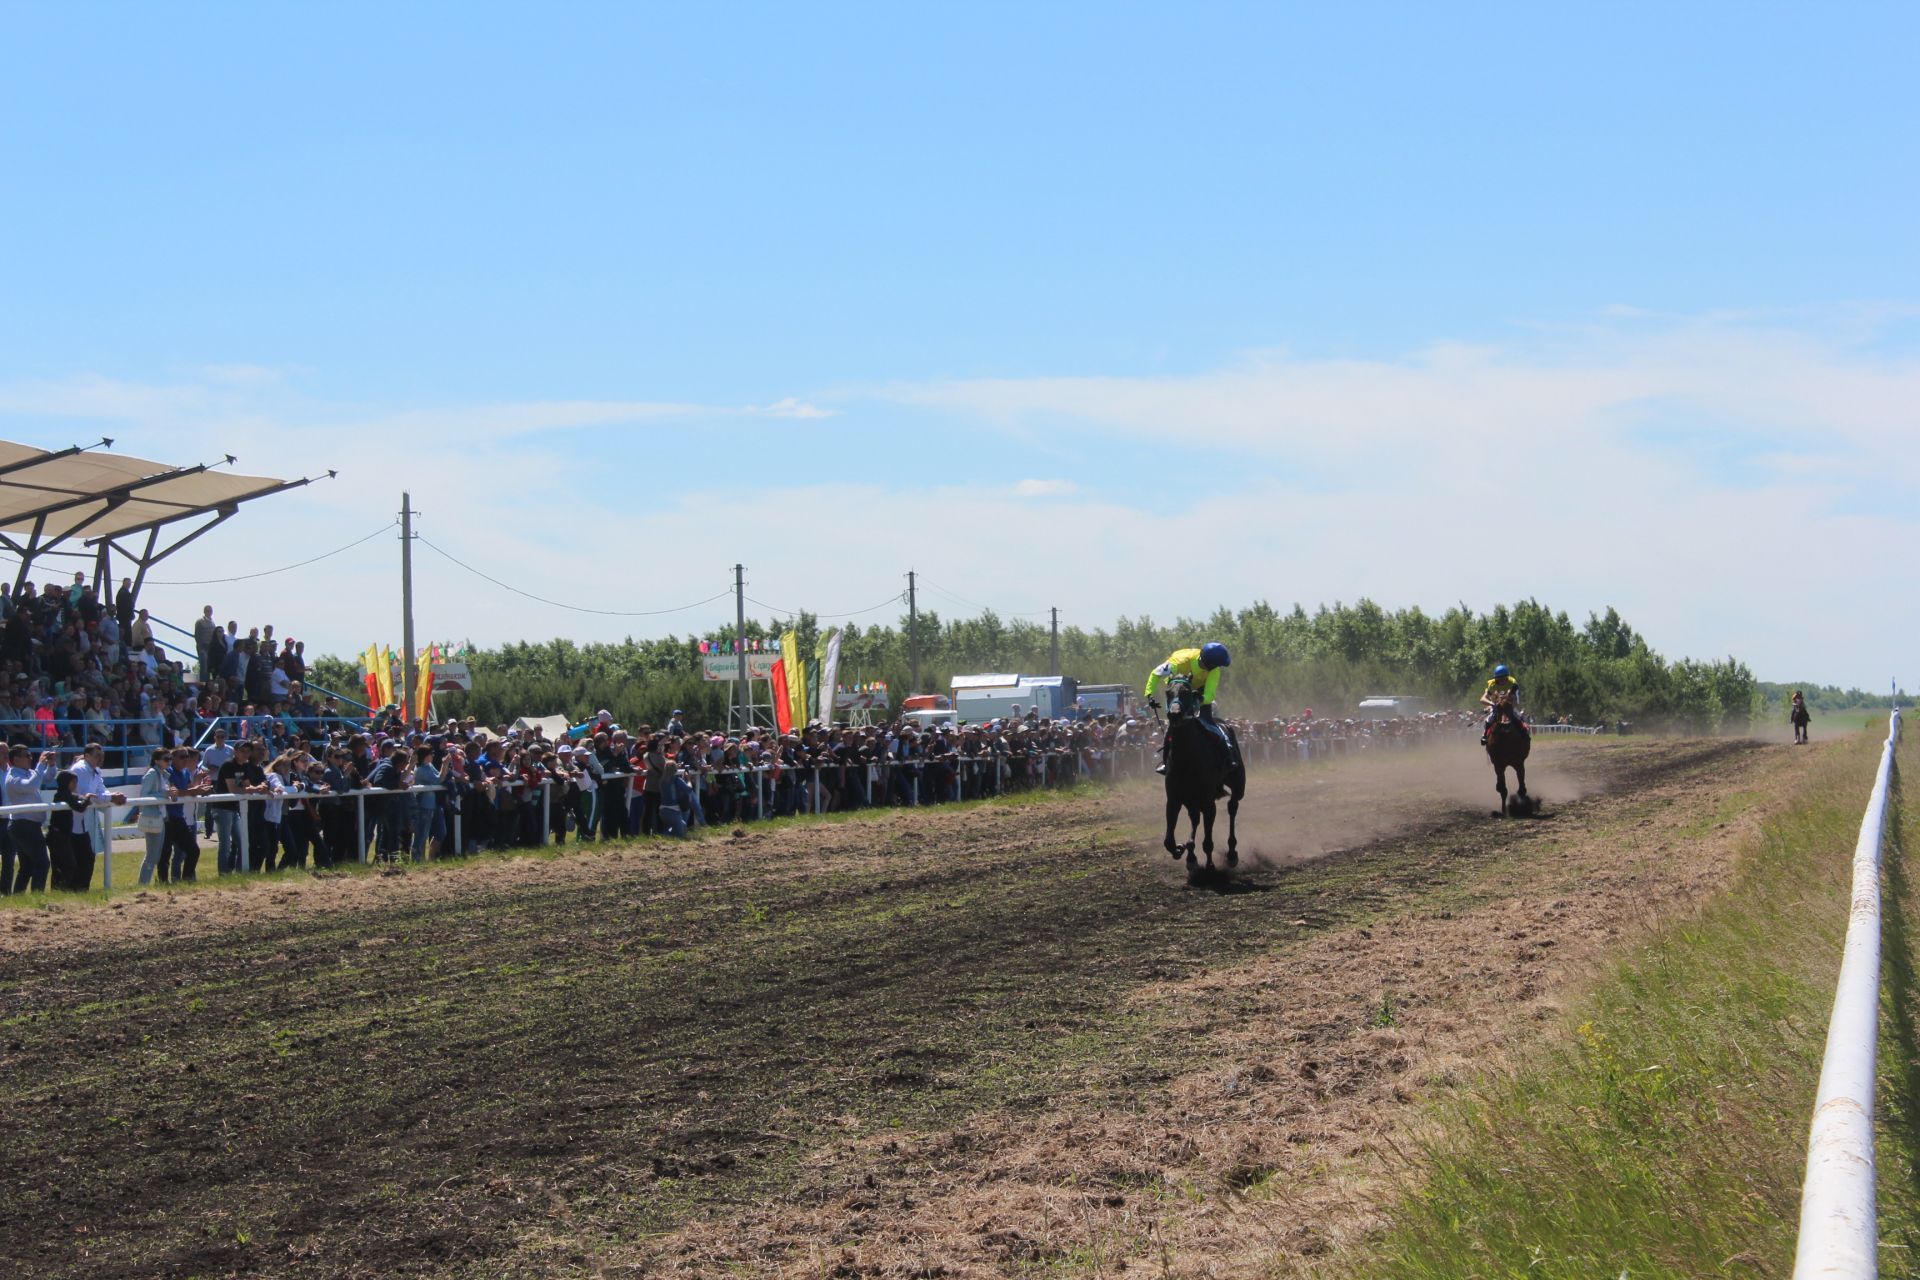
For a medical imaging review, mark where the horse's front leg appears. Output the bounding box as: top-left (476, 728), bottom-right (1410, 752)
top-left (1514, 761), bottom-right (1529, 811)
top-left (1493, 763), bottom-right (1509, 816)
top-left (1201, 802), bottom-right (1216, 864)
top-left (1164, 793), bottom-right (1182, 857)
top-left (1225, 796), bottom-right (1239, 868)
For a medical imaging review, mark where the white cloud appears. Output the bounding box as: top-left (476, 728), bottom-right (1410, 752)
top-left (758, 397), bottom-right (835, 419)
top-left (1, 311), bottom-right (1915, 692)
top-left (1011, 478), bottom-right (1077, 497)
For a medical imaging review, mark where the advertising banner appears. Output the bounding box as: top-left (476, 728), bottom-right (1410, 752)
top-left (833, 690), bottom-right (892, 711)
top-left (817, 629), bottom-right (842, 723)
top-left (430, 661), bottom-right (473, 691)
top-left (701, 654), bottom-right (780, 681)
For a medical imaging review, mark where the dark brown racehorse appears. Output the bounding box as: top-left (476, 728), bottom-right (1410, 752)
top-left (1161, 685), bottom-right (1245, 882)
top-left (1790, 700), bottom-right (1811, 744)
top-left (1485, 699), bottom-right (1533, 816)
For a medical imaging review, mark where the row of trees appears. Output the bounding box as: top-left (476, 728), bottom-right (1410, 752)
top-left (311, 599), bottom-right (1792, 735)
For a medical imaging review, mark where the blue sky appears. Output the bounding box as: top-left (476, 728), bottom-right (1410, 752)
top-left (1, 4), bottom-right (1915, 691)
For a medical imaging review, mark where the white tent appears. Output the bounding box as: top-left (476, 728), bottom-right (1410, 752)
top-left (510, 714), bottom-right (572, 740)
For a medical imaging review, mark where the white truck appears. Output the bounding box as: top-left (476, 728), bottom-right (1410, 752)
top-left (950, 673), bottom-right (1080, 724)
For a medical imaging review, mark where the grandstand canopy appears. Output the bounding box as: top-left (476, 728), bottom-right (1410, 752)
top-left (0, 438), bottom-right (323, 598)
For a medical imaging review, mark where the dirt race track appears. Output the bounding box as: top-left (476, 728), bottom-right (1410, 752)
top-left (0, 734), bottom-right (1812, 1278)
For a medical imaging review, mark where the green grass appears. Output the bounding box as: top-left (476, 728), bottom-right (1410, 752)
top-left (1345, 722), bottom-right (1920, 1279)
top-left (0, 782), bottom-right (1099, 910)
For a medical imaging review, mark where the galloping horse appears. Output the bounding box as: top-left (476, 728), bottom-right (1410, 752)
top-left (1790, 699), bottom-right (1811, 745)
top-left (1161, 681), bottom-right (1247, 882)
top-left (1484, 693), bottom-right (1533, 816)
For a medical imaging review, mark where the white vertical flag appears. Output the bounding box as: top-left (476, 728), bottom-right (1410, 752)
top-left (818, 629), bottom-right (843, 724)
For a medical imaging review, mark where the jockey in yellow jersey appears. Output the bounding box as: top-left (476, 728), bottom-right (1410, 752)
top-left (1479, 664), bottom-right (1525, 740)
top-left (1145, 642), bottom-right (1233, 773)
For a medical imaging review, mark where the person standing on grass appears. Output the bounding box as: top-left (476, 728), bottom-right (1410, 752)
top-left (136, 748), bottom-right (170, 885)
top-left (319, 746), bottom-right (356, 864)
top-left (642, 735), bottom-right (671, 836)
top-left (4, 746), bottom-right (56, 892)
top-left (163, 747), bottom-right (205, 881)
top-left (408, 749), bottom-right (439, 861)
top-left (364, 745), bottom-right (409, 861)
top-left (200, 725), bottom-right (234, 847)
top-left (46, 769), bottom-right (93, 892)
top-left (217, 739), bottom-right (270, 872)
top-left (72, 742), bottom-right (126, 888)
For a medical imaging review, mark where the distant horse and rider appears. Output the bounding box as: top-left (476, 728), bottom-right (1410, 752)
top-left (1789, 691), bottom-right (1811, 745)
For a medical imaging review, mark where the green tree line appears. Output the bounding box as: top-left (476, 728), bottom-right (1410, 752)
top-left (309, 598), bottom-right (1801, 734)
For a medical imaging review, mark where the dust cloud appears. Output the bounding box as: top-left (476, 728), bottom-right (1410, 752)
top-left (1120, 738), bottom-right (1618, 871)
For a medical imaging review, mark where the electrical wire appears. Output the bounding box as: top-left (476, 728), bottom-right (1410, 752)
top-left (415, 534), bottom-right (733, 617)
top-left (744, 592), bottom-right (905, 620)
top-left (144, 522), bottom-right (397, 585)
top-left (921, 578), bottom-right (1048, 618)
top-left (918, 578), bottom-right (991, 611)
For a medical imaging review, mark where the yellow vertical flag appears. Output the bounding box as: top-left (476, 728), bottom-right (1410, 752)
top-left (377, 646), bottom-right (396, 708)
top-left (415, 645), bottom-right (437, 722)
top-left (780, 630), bottom-right (808, 729)
top-left (362, 644), bottom-right (382, 708)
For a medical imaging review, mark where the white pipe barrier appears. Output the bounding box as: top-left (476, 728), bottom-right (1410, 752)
top-left (1793, 708), bottom-right (1902, 1279)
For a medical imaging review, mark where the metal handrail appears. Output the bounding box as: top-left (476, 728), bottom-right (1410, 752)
top-left (1792, 709), bottom-right (1902, 1278)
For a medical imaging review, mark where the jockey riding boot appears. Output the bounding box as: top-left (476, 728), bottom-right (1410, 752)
top-left (1154, 730), bottom-right (1169, 774)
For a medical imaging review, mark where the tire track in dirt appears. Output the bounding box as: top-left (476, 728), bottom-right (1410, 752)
top-left (0, 737), bottom-right (1757, 1278)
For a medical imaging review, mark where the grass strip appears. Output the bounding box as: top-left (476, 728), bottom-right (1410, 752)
top-left (0, 779), bottom-right (1098, 911)
top-left (1346, 725), bottom-right (1920, 1279)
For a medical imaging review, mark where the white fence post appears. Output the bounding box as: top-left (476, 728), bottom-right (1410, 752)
top-left (1793, 708), bottom-right (1902, 1279)
top-left (237, 796), bottom-right (251, 873)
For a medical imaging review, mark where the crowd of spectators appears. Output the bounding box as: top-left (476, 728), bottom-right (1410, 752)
top-left (0, 582), bottom-right (1486, 895)
top-left (0, 577), bottom-right (355, 772)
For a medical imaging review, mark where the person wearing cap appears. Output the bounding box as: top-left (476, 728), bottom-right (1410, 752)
top-left (564, 742), bottom-right (598, 841)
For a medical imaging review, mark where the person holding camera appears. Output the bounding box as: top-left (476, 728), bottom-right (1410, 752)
top-left (4, 745), bottom-right (58, 892)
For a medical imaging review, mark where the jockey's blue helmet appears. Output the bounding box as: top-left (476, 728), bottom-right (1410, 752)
top-left (1200, 642), bottom-right (1232, 669)
top-left (1493, 663), bottom-right (1511, 678)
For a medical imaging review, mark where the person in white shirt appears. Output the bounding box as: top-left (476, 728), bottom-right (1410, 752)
top-left (71, 742), bottom-right (127, 887)
top-left (4, 745), bottom-right (58, 892)
top-left (136, 748), bottom-right (171, 885)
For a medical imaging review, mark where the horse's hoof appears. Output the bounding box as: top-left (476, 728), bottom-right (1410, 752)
top-left (1164, 842), bottom-right (1181, 859)
top-left (1226, 849), bottom-right (1239, 869)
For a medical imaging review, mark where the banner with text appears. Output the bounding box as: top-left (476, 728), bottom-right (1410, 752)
top-left (700, 654), bottom-right (780, 681)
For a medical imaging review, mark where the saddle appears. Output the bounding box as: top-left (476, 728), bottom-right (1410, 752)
top-left (1483, 702), bottom-right (1529, 743)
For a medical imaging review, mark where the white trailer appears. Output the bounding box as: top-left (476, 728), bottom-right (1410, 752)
top-left (950, 673), bottom-right (1079, 724)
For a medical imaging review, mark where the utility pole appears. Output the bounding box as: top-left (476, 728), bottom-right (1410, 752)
top-left (907, 570), bottom-right (919, 694)
top-left (399, 492), bottom-right (417, 725)
top-left (733, 563), bottom-right (748, 731)
top-left (1050, 606), bottom-right (1060, 677)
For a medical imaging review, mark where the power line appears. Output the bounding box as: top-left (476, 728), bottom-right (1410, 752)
top-left (743, 592), bottom-right (905, 620)
top-left (415, 534), bottom-right (732, 617)
top-left (144, 522), bottom-right (397, 585)
top-left (919, 578), bottom-right (990, 611)
top-left (921, 577), bottom-right (1046, 618)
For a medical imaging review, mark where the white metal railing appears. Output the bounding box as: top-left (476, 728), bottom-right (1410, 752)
top-left (1793, 708), bottom-right (1902, 1278)
top-left (0, 728), bottom-right (1488, 896)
